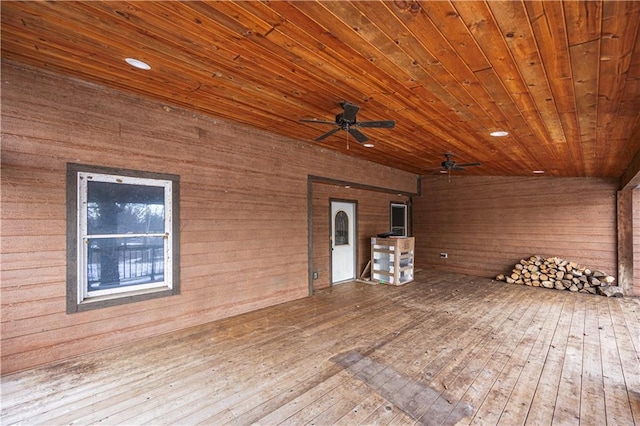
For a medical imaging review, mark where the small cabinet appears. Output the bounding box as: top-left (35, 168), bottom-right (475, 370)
top-left (371, 237), bottom-right (415, 285)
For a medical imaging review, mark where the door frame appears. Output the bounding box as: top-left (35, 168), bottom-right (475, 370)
top-left (329, 198), bottom-right (358, 285)
top-left (307, 175), bottom-right (420, 296)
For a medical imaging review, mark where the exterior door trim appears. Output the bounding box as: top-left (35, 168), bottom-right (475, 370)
top-left (330, 198), bottom-right (358, 285)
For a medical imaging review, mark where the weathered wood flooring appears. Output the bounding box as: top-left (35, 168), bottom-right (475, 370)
top-left (2, 270), bottom-right (639, 425)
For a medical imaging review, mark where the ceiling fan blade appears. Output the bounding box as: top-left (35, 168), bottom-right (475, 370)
top-left (456, 162), bottom-right (482, 167)
top-left (300, 119), bottom-right (337, 125)
top-left (356, 120), bottom-right (396, 129)
top-left (315, 127), bottom-right (341, 141)
top-left (452, 166), bottom-right (466, 171)
top-left (348, 127), bottom-right (369, 143)
top-left (341, 102), bottom-right (360, 122)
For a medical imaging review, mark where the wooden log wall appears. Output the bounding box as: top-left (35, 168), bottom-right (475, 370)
top-left (311, 183), bottom-right (409, 291)
top-left (0, 61), bottom-right (417, 374)
top-left (413, 176), bottom-right (618, 279)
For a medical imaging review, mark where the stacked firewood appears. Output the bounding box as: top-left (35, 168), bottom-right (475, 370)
top-left (495, 255), bottom-right (620, 296)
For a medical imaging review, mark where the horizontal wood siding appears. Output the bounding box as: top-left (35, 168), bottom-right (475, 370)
top-left (311, 184), bottom-right (409, 290)
top-left (0, 61), bottom-right (417, 374)
top-left (413, 176), bottom-right (618, 279)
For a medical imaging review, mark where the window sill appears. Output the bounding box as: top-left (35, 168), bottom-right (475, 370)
top-left (70, 286), bottom-right (176, 313)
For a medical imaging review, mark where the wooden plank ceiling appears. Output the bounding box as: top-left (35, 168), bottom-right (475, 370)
top-left (2, 1), bottom-right (639, 177)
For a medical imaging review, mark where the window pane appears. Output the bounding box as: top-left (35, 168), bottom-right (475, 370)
top-left (87, 181), bottom-right (165, 235)
top-left (391, 204), bottom-right (406, 236)
top-left (335, 211), bottom-right (349, 245)
top-left (87, 236), bottom-right (165, 291)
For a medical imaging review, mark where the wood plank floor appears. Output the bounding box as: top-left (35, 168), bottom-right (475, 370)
top-left (2, 270), bottom-right (639, 425)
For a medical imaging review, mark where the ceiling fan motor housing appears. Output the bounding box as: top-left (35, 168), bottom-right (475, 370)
top-left (336, 112), bottom-right (355, 127)
top-left (442, 159), bottom-right (455, 169)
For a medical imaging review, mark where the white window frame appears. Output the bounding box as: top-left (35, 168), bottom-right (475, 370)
top-left (67, 164), bottom-right (179, 313)
top-left (77, 172), bottom-right (173, 303)
top-left (390, 202), bottom-right (408, 237)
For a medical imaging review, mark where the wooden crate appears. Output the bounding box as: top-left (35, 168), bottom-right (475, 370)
top-left (371, 237), bottom-right (415, 285)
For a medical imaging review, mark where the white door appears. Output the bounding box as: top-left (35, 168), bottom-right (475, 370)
top-left (331, 201), bottom-right (356, 284)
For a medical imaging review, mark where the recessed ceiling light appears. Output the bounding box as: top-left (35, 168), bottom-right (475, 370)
top-left (533, 170), bottom-right (545, 174)
top-left (490, 131), bottom-right (509, 137)
top-left (125, 58), bottom-right (151, 70)
top-left (363, 143), bottom-right (375, 148)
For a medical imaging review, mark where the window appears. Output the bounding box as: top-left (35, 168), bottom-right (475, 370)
top-left (67, 164), bottom-right (179, 313)
top-left (390, 203), bottom-right (408, 237)
top-left (334, 210), bottom-right (349, 245)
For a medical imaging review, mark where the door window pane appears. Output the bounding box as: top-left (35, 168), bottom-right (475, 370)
top-left (335, 210), bottom-right (349, 245)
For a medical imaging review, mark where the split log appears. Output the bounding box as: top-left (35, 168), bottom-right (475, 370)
top-left (597, 285), bottom-right (624, 297)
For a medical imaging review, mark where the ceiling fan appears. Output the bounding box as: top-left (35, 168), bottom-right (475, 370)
top-left (300, 101), bottom-right (395, 144)
top-left (439, 153), bottom-right (482, 172)
top-left (429, 153), bottom-right (482, 181)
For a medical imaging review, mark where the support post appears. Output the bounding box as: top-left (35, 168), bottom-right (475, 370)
top-left (617, 189), bottom-right (634, 295)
